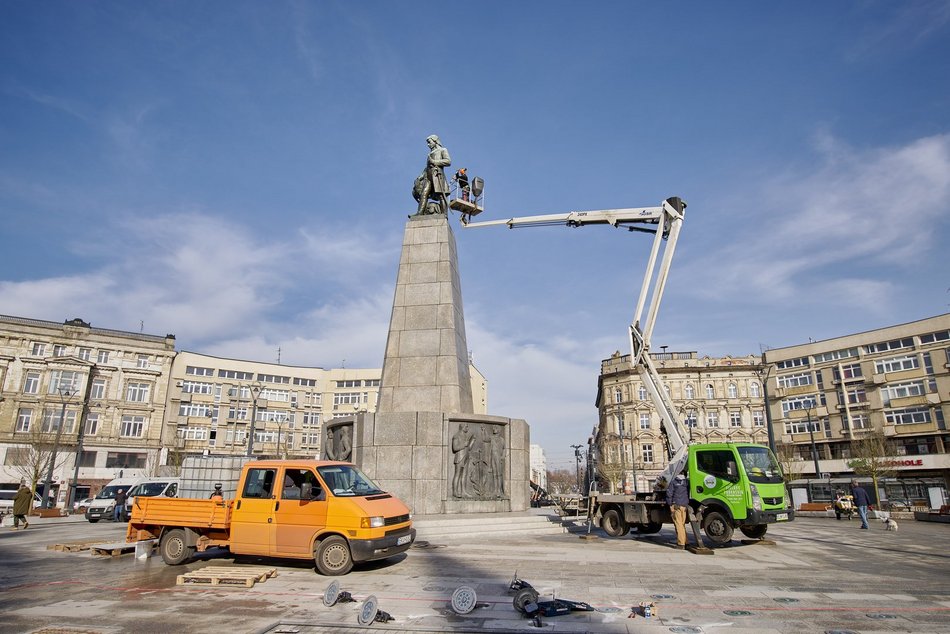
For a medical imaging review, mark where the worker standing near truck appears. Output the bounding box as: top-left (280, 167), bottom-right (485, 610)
top-left (666, 469), bottom-right (690, 549)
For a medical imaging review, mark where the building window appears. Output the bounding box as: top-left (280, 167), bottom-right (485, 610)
top-left (186, 366), bottom-right (215, 377)
top-left (77, 450), bottom-right (97, 467)
top-left (784, 420), bottom-right (813, 435)
top-left (844, 414), bottom-right (870, 430)
top-left (333, 392), bottom-right (367, 407)
top-left (781, 394), bottom-right (818, 414)
top-left (227, 405), bottom-right (249, 420)
top-left (219, 369), bottom-right (253, 380)
top-left (776, 356), bottom-right (808, 369)
top-left (706, 412), bottom-right (720, 428)
top-left (685, 412), bottom-right (697, 428)
top-left (365, 379), bottom-right (380, 387)
top-left (705, 384), bottom-right (715, 399)
top-left (181, 380), bottom-right (213, 394)
top-left (875, 355), bottom-right (919, 374)
top-left (90, 378), bottom-right (106, 400)
top-left (293, 377), bottom-right (317, 387)
top-left (31, 342), bottom-right (46, 356)
top-left (728, 383), bottom-right (738, 398)
top-left (49, 370), bottom-right (80, 395)
top-left (257, 409), bottom-right (293, 423)
top-left (105, 451), bottom-right (147, 468)
top-left (866, 338), bottom-right (914, 354)
top-left (639, 413), bottom-right (650, 430)
top-left (120, 415), bottom-right (147, 437)
top-left (126, 381), bottom-right (150, 403)
top-left (753, 410), bottom-right (765, 427)
top-left (641, 443), bottom-right (654, 463)
top-left (261, 388), bottom-right (290, 402)
top-left (78, 347), bottom-right (91, 361)
top-left (730, 411), bottom-right (742, 427)
top-left (97, 350), bottom-right (111, 364)
top-left (813, 347), bottom-right (859, 363)
top-left (920, 330), bottom-right (950, 344)
top-left (42, 408), bottom-right (76, 433)
top-left (843, 386), bottom-right (867, 404)
top-left (180, 403), bottom-right (214, 417)
top-left (4, 447), bottom-right (30, 466)
top-left (749, 382), bottom-right (760, 398)
top-left (684, 383), bottom-right (695, 399)
top-left (258, 373), bottom-right (290, 384)
top-left (136, 354), bottom-right (149, 369)
top-left (882, 380), bottom-right (925, 405)
top-left (834, 363), bottom-right (863, 380)
top-left (616, 413), bottom-right (625, 436)
top-left (638, 385), bottom-right (647, 400)
top-left (23, 371), bottom-right (41, 394)
top-left (15, 408), bottom-right (32, 432)
top-left (177, 427), bottom-right (208, 441)
top-left (885, 407), bottom-right (930, 425)
top-left (302, 411), bottom-right (321, 426)
top-left (84, 413), bottom-right (99, 436)
top-left (778, 372), bottom-right (812, 388)
top-left (614, 388), bottom-right (623, 404)
top-left (53, 344), bottom-right (66, 357)
top-left (336, 380), bottom-right (361, 388)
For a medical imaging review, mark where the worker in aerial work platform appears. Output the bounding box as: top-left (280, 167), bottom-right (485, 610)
top-left (454, 167), bottom-right (470, 201)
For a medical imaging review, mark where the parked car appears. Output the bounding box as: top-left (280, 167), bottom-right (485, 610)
top-left (0, 487), bottom-right (43, 515)
top-left (73, 497), bottom-right (94, 513)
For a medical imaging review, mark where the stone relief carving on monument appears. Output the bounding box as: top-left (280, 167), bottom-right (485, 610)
top-left (450, 421), bottom-right (507, 500)
top-left (412, 134), bottom-right (451, 216)
top-left (324, 423), bottom-right (353, 461)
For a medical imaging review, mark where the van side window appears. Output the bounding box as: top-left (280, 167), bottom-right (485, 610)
top-left (243, 468), bottom-right (277, 499)
top-left (281, 469), bottom-right (321, 500)
top-left (696, 450), bottom-right (735, 480)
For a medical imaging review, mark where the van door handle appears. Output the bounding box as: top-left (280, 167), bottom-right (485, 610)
top-left (275, 501), bottom-right (280, 512)
top-left (236, 500), bottom-right (241, 510)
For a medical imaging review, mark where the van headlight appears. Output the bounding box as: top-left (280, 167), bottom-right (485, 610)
top-left (750, 484), bottom-right (762, 511)
top-left (360, 516), bottom-right (384, 528)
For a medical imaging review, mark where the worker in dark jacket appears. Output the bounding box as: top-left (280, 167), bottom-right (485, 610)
top-left (12, 483), bottom-right (32, 530)
top-left (665, 470), bottom-right (690, 549)
top-left (113, 489), bottom-right (126, 522)
top-left (850, 480), bottom-right (871, 529)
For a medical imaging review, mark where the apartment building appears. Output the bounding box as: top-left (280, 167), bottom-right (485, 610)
top-left (0, 315), bottom-right (176, 503)
top-left (763, 313), bottom-right (950, 506)
top-left (596, 350), bottom-right (768, 492)
top-left (529, 444), bottom-right (547, 489)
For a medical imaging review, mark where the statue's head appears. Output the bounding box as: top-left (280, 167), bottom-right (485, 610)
top-left (426, 134), bottom-right (440, 148)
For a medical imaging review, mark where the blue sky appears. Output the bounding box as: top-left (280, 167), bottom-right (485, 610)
top-left (2, 2), bottom-right (949, 471)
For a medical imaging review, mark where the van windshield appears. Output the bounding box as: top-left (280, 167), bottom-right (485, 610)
top-left (317, 465), bottom-right (384, 497)
top-left (95, 486), bottom-right (124, 499)
top-left (129, 482), bottom-right (168, 497)
top-left (737, 446), bottom-right (784, 484)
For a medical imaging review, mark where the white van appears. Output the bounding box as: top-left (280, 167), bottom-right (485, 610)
top-left (0, 483), bottom-right (42, 518)
top-left (85, 476), bottom-right (180, 523)
top-left (124, 477), bottom-right (179, 516)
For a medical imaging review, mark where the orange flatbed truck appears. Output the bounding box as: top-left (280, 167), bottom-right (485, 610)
top-left (126, 459), bottom-right (415, 575)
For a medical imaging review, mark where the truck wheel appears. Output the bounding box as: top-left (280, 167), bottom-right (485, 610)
top-left (739, 524), bottom-right (768, 539)
top-left (160, 529), bottom-right (195, 565)
top-left (601, 509), bottom-right (628, 537)
top-left (702, 510), bottom-right (734, 545)
top-left (315, 535), bottom-right (353, 576)
top-left (634, 521), bottom-right (662, 535)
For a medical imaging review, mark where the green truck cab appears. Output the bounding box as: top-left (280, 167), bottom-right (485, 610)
top-left (687, 442), bottom-right (793, 543)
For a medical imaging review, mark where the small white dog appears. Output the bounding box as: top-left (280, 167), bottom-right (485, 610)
top-left (879, 513), bottom-right (899, 532)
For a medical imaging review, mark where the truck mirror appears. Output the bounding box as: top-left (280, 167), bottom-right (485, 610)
top-left (726, 461), bottom-right (738, 481)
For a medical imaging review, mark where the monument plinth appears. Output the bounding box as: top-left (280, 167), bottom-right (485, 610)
top-left (324, 211), bottom-right (530, 515)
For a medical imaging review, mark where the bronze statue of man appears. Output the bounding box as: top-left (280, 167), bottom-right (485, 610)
top-left (413, 134), bottom-right (452, 215)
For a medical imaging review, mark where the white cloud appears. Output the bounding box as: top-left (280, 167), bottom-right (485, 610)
top-left (684, 133), bottom-right (950, 305)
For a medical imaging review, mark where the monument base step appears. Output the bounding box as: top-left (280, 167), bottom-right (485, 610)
top-left (412, 510), bottom-right (570, 540)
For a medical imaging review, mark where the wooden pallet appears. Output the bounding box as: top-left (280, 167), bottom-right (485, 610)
top-left (47, 539), bottom-right (103, 552)
top-left (176, 566), bottom-right (278, 588)
top-left (90, 541), bottom-right (147, 557)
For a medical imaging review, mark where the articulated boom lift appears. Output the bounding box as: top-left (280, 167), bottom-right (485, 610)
top-left (463, 197), bottom-right (690, 490)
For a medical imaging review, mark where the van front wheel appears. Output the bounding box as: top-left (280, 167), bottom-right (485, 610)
top-left (315, 535), bottom-right (353, 576)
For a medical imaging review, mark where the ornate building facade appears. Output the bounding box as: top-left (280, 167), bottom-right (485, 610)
top-left (596, 350), bottom-right (767, 493)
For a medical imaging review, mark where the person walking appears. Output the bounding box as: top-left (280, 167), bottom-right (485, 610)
top-left (850, 479), bottom-right (871, 529)
top-left (12, 482), bottom-right (32, 530)
top-left (666, 469), bottom-right (690, 549)
top-left (113, 489), bottom-right (126, 522)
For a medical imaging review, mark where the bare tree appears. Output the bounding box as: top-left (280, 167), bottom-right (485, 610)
top-left (545, 468), bottom-right (578, 495)
top-left (8, 428), bottom-right (72, 500)
top-left (596, 435), bottom-right (626, 494)
top-left (847, 431), bottom-right (897, 506)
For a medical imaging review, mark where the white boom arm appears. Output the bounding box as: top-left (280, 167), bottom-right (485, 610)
top-left (464, 198), bottom-right (691, 489)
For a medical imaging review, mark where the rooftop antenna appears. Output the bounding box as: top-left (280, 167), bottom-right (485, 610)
top-left (140, 320), bottom-right (144, 333)
top-left (277, 347), bottom-right (281, 364)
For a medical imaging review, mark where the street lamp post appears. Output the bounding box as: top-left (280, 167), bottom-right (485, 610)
top-left (42, 385), bottom-right (75, 509)
top-left (571, 444), bottom-right (582, 493)
top-left (245, 383), bottom-right (263, 457)
top-left (757, 364), bottom-right (777, 454)
top-left (805, 400), bottom-right (821, 478)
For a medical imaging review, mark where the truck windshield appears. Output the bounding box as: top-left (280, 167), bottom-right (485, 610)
top-left (317, 465), bottom-right (384, 497)
top-left (737, 446), bottom-right (784, 484)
